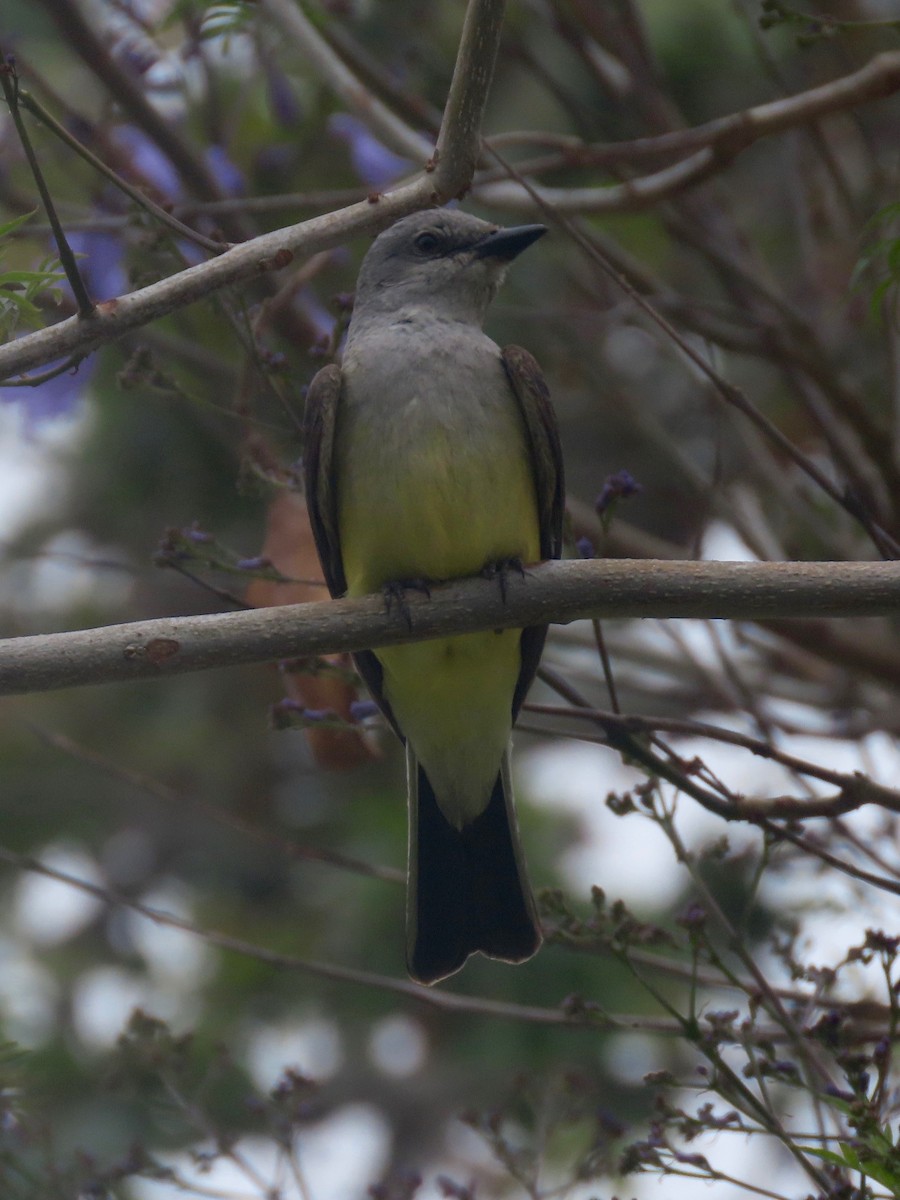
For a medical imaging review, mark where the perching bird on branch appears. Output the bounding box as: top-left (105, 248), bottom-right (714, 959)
top-left (304, 208), bottom-right (564, 984)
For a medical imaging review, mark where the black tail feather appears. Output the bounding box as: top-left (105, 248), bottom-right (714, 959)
top-left (407, 758), bottom-right (540, 985)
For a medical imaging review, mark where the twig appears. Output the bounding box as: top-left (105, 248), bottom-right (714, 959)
top-left (0, 55), bottom-right (94, 317)
top-left (763, 821), bottom-right (900, 898)
top-left (0, 355), bottom-right (84, 388)
top-left (25, 722), bottom-right (404, 885)
top-left (257, 0), bottom-right (432, 162)
top-left (0, 0), bottom-right (511, 382)
top-left (474, 51), bottom-right (900, 213)
top-left (0, 839), bottom-right (890, 1043)
top-left (14, 86), bottom-right (228, 254)
top-left (2, 558), bottom-right (899, 697)
top-left (526, 704), bottom-right (900, 816)
top-left (485, 145), bottom-right (900, 558)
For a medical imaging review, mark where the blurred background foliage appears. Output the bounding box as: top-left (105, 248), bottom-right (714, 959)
top-left (1, 1), bottom-right (900, 1197)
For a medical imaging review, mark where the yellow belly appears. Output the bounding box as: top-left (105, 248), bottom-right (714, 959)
top-left (379, 628), bottom-right (522, 826)
top-left (337, 422), bottom-right (541, 825)
top-left (339, 424), bottom-right (540, 595)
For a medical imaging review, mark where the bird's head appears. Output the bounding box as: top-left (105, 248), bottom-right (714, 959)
top-left (351, 209), bottom-right (546, 327)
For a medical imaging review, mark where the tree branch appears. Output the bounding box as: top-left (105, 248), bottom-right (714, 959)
top-left (0, 839), bottom-right (889, 1044)
top-left (0, 187), bottom-right (418, 383)
top-left (0, 0), bottom-right (508, 382)
top-left (258, 0), bottom-right (433, 162)
top-left (2, 558), bottom-right (898, 697)
top-left (434, 0), bottom-right (508, 191)
top-left (36, 0), bottom-right (231, 206)
top-left (475, 50), bottom-right (900, 212)
top-left (527, 705), bottom-right (900, 816)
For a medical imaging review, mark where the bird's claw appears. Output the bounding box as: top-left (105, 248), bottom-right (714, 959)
top-left (482, 557), bottom-right (525, 603)
top-left (383, 578), bottom-right (432, 630)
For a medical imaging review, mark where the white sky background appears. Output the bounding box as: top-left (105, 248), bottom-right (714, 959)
top-left (0, 404), bottom-right (75, 540)
top-left (2, 417), bottom-right (899, 1199)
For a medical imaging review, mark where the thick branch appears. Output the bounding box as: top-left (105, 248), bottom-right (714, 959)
top-left (1, 559), bottom-right (898, 697)
top-left (433, 0), bottom-right (507, 192)
top-left (0, 191), bottom-right (424, 382)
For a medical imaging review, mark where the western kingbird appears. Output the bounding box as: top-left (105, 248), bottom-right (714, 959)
top-left (303, 209), bottom-right (564, 984)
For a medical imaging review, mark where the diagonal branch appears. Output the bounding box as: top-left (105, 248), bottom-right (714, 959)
top-left (0, 198), bottom-right (410, 379)
top-left (258, 0), bottom-right (433, 162)
top-left (0, 0), bottom-right (510, 383)
top-left (36, 0), bottom-right (228, 206)
top-left (1, 558), bottom-right (898, 697)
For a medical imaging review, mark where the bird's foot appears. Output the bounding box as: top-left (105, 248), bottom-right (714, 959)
top-left (383, 578), bottom-right (432, 630)
top-left (482, 556), bottom-right (525, 603)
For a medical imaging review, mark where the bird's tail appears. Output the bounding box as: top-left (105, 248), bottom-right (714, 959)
top-left (406, 748), bottom-right (541, 985)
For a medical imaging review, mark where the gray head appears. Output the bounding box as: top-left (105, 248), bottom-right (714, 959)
top-left (351, 209), bottom-right (546, 327)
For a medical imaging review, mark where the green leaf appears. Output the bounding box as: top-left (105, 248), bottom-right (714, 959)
top-left (807, 1147), bottom-right (855, 1168)
top-left (0, 268), bottom-right (67, 286)
top-left (0, 209), bottom-right (37, 240)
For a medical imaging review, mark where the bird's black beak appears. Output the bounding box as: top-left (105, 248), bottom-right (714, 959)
top-left (473, 224), bottom-right (547, 262)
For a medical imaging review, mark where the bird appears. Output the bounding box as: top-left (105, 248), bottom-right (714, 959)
top-left (303, 208), bottom-right (564, 984)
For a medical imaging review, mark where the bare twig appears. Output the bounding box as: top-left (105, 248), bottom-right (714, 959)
top-left (25, 723), bottom-right (404, 885)
top-left (0, 839), bottom-right (890, 1043)
top-left (0, 55), bottom-right (94, 317)
top-left (526, 705), bottom-right (900, 816)
top-left (258, 0), bottom-right (432, 162)
top-left (2, 558), bottom-right (898, 697)
top-left (486, 146), bottom-right (900, 558)
top-left (474, 52), bottom-right (900, 213)
top-left (14, 85), bottom-right (229, 254)
top-left (0, 355), bottom-right (83, 388)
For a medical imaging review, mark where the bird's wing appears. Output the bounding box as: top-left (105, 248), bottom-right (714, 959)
top-left (303, 363), bottom-right (347, 598)
top-left (303, 362), bottom-right (402, 739)
top-left (502, 345), bottom-right (565, 560)
top-left (501, 345), bottom-right (566, 719)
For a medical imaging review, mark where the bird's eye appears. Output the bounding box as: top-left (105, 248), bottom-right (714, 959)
top-left (413, 231), bottom-right (442, 255)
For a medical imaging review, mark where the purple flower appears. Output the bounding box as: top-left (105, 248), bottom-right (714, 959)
top-left (3, 230), bottom-right (125, 423)
top-left (265, 63), bottom-right (303, 128)
top-left (327, 114), bottom-right (411, 188)
top-left (68, 231), bottom-right (127, 304)
top-left (299, 708), bottom-right (336, 723)
top-left (6, 358), bottom-right (96, 425)
top-left (183, 525), bottom-right (213, 544)
top-left (595, 469), bottom-right (642, 518)
top-left (110, 125), bottom-right (182, 202)
top-left (204, 145), bottom-right (246, 198)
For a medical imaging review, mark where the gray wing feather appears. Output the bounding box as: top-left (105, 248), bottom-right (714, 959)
top-left (501, 345), bottom-right (565, 719)
top-left (302, 363), bottom-right (402, 738)
top-left (303, 364), bottom-right (346, 597)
